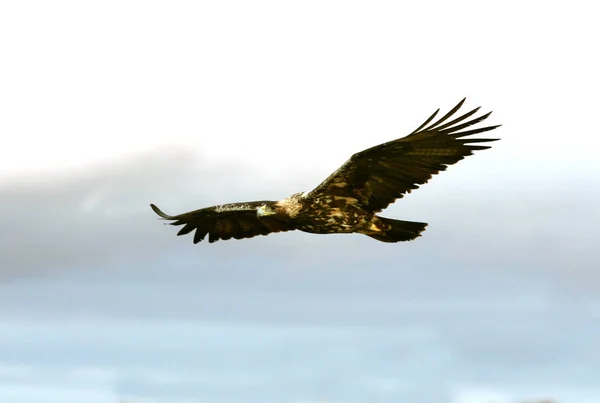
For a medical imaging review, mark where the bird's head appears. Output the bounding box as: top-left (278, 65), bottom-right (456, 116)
top-left (257, 204), bottom-right (277, 218)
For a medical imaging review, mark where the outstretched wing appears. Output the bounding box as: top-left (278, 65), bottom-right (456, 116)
top-left (150, 201), bottom-right (294, 244)
top-left (307, 98), bottom-right (501, 213)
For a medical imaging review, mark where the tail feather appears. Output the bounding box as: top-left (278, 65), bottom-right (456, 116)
top-left (366, 217), bottom-right (428, 243)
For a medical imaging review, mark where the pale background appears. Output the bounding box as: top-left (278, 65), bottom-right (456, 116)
top-left (1, 1), bottom-right (599, 402)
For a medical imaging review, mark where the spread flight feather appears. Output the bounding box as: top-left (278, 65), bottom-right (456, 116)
top-left (150, 98), bottom-right (501, 244)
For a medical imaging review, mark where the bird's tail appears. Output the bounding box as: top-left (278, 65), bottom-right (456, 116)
top-left (366, 216), bottom-right (428, 243)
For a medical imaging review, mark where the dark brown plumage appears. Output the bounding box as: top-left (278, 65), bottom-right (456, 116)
top-left (150, 98), bottom-right (501, 244)
top-left (150, 202), bottom-right (295, 244)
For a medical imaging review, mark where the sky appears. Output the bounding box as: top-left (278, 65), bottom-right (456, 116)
top-left (1, 1), bottom-right (599, 402)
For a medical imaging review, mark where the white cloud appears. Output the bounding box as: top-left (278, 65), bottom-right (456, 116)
top-left (1, 0), bottom-right (597, 182)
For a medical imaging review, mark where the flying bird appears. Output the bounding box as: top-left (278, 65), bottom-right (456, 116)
top-left (150, 98), bottom-right (500, 244)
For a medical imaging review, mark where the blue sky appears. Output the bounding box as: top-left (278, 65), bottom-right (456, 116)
top-left (1, 1), bottom-right (599, 402)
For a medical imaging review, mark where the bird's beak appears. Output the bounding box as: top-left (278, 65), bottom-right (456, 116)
top-left (257, 204), bottom-right (276, 217)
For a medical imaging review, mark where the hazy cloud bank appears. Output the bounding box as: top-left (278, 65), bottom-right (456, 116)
top-left (1, 145), bottom-right (598, 298)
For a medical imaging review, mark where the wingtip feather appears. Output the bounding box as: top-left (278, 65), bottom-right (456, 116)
top-left (150, 203), bottom-right (176, 220)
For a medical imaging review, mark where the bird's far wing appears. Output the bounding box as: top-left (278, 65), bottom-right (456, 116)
top-left (307, 98), bottom-right (501, 213)
top-left (150, 201), bottom-right (294, 244)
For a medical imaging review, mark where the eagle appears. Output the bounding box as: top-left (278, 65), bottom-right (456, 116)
top-left (150, 98), bottom-right (500, 244)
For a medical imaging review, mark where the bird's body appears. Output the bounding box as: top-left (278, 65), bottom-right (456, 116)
top-left (265, 192), bottom-right (379, 235)
top-left (150, 98), bottom-right (501, 244)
